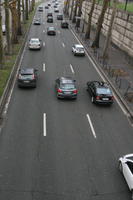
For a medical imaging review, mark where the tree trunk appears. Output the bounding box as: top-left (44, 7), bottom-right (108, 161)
top-left (85, 0), bottom-right (96, 39)
top-left (72, 0), bottom-right (78, 23)
top-left (17, 0), bottom-right (22, 35)
top-left (22, 0), bottom-right (25, 23)
top-left (25, 0), bottom-right (29, 20)
top-left (31, 0), bottom-right (35, 11)
top-left (0, 12), bottom-right (4, 68)
top-left (91, 0), bottom-right (110, 48)
top-left (102, 0), bottom-right (117, 59)
top-left (76, 0), bottom-right (84, 28)
top-left (69, 0), bottom-right (74, 20)
top-left (5, 0), bottom-right (12, 54)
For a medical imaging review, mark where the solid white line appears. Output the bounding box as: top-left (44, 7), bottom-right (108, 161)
top-left (58, 30), bottom-right (60, 34)
top-left (43, 113), bottom-right (47, 136)
top-left (43, 63), bottom-right (45, 72)
top-left (86, 114), bottom-right (97, 139)
top-left (70, 28), bottom-right (128, 116)
top-left (62, 42), bottom-right (65, 47)
top-left (43, 30), bottom-right (45, 33)
top-left (43, 42), bottom-right (45, 47)
top-left (70, 64), bottom-right (74, 74)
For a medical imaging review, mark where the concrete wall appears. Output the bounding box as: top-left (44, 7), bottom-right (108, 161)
top-left (82, 1), bottom-right (133, 58)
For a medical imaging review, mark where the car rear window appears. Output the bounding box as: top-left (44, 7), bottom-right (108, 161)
top-left (61, 84), bottom-right (75, 89)
top-left (20, 74), bottom-right (33, 79)
top-left (97, 88), bottom-right (112, 95)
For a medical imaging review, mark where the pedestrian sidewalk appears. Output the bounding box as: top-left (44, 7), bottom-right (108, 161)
top-left (68, 19), bottom-right (133, 116)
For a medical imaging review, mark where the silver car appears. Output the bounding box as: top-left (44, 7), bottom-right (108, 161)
top-left (119, 154), bottom-right (133, 199)
top-left (29, 38), bottom-right (41, 50)
top-left (72, 44), bottom-right (85, 56)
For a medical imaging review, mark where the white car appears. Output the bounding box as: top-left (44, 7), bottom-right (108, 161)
top-left (72, 44), bottom-right (85, 56)
top-left (29, 38), bottom-right (41, 50)
top-left (119, 154), bottom-right (133, 198)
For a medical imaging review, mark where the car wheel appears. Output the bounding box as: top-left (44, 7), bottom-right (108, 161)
top-left (91, 96), bottom-right (94, 103)
top-left (119, 161), bottom-right (123, 172)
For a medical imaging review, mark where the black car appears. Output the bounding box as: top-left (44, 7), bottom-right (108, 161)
top-left (17, 68), bottom-right (38, 88)
top-left (38, 6), bottom-right (43, 12)
top-left (33, 18), bottom-right (41, 25)
top-left (47, 16), bottom-right (53, 23)
top-left (54, 5), bottom-right (57, 8)
top-left (45, 5), bottom-right (49, 9)
top-left (47, 12), bottom-right (53, 17)
top-left (86, 81), bottom-right (114, 105)
top-left (57, 14), bottom-right (63, 20)
top-left (61, 20), bottom-right (68, 28)
top-left (55, 77), bottom-right (78, 99)
top-left (47, 27), bottom-right (56, 35)
top-left (48, 3), bottom-right (51, 6)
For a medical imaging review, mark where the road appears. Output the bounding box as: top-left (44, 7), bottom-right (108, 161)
top-left (0, 0), bottom-right (133, 200)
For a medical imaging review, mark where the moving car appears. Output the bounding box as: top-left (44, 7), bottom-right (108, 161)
top-left (45, 5), bottom-right (49, 9)
top-left (54, 8), bottom-right (59, 12)
top-left (29, 38), bottom-right (41, 50)
top-left (17, 68), bottom-right (38, 88)
top-left (86, 81), bottom-right (114, 104)
top-left (48, 3), bottom-right (51, 6)
top-left (38, 6), bottom-right (43, 11)
top-left (119, 154), bottom-right (133, 199)
top-left (61, 20), bottom-right (69, 28)
top-left (55, 77), bottom-right (78, 99)
top-left (47, 12), bottom-right (53, 17)
top-left (57, 14), bottom-right (63, 20)
top-left (33, 18), bottom-right (41, 25)
top-left (47, 16), bottom-right (53, 23)
top-left (72, 44), bottom-right (85, 56)
top-left (47, 27), bottom-right (56, 35)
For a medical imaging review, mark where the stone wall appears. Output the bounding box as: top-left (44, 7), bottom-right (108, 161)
top-left (82, 1), bottom-right (133, 58)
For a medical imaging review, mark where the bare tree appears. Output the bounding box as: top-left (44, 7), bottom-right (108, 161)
top-left (17, 0), bottom-right (22, 35)
top-left (85, 0), bottom-right (96, 39)
top-left (0, 7), bottom-right (3, 68)
top-left (102, 0), bottom-right (117, 59)
top-left (91, 0), bottom-right (110, 48)
top-left (5, 0), bottom-right (11, 54)
top-left (76, 0), bottom-right (84, 28)
top-left (25, 0), bottom-right (28, 20)
top-left (72, 0), bottom-right (78, 23)
top-left (22, 0), bottom-right (25, 23)
top-left (69, 0), bottom-right (74, 20)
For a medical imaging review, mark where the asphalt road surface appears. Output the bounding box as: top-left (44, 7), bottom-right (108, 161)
top-left (0, 1), bottom-right (133, 200)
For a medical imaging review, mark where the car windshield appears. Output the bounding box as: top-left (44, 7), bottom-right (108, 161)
top-left (30, 40), bottom-right (39, 44)
top-left (97, 88), bottom-right (112, 95)
top-left (61, 84), bottom-right (75, 89)
top-left (76, 47), bottom-right (84, 51)
top-left (21, 74), bottom-right (33, 79)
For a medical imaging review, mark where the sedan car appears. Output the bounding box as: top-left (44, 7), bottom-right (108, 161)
top-left (47, 12), bottom-right (53, 17)
top-left (38, 6), bottom-right (43, 11)
top-left (29, 38), bottom-right (41, 50)
top-left (57, 14), bottom-right (63, 20)
top-left (33, 18), bottom-right (41, 25)
top-left (17, 68), bottom-right (38, 88)
top-left (54, 8), bottom-right (59, 12)
top-left (86, 81), bottom-right (114, 105)
top-left (119, 154), bottom-right (133, 198)
top-left (47, 16), bottom-right (53, 23)
top-left (47, 27), bottom-right (56, 35)
top-left (61, 20), bottom-right (69, 28)
top-left (72, 44), bottom-right (85, 56)
top-left (45, 5), bottom-right (49, 9)
top-left (55, 77), bottom-right (78, 99)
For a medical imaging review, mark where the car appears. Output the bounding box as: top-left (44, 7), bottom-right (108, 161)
top-left (2, 24), bottom-right (6, 35)
top-left (54, 8), bottom-right (59, 12)
top-left (38, 6), bottom-right (43, 11)
top-left (55, 77), bottom-right (78, 99)
top-left (47, 12), bottom-right (53, 17)
top-left (33, 18), bottom-right (41, 25)
top-left (48, 3), bottom-right (51, 6)
top-left (119, 154), bottom-right (133, 199)
top-left (61, 20), bottom-right (69, 28)
top-left (45, 5), bottom-right (49, 9)
top-left (54, 5), bottom-right (57, 8)
top-left (86, 81), bottom-right (114, 104)
top-left (17, 68), bottom-right (38, 88)
top-left (57, 14), bottom-right (63, 20)
top-left (47, 16), bottom-right (53, 23)
top-left (47, 27), bottom-right (56, 35)
top-left (72, 44), bottom-right (85, 56)
top-left (29, 38), bottom-right (41, 50)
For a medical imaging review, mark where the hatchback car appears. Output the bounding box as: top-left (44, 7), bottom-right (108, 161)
top-left (119, 154), bottom-right (133, 199)
top-left (57, 14), bottom-right (63, 20)
top-left (33, 18), bottom-right (41, 25)
top-left (38, 6), bottom-right (43, 11)
top-left (47, 27), bottom-right (56, 35)
top-left (47, 16), bottom-right (53, 23)
top-left (55, 77), bottom-right (78, 99)
top-left (29, 38), bottom-right (41, 50)
top-left (72, 44), bottom-right (85, 56)
top-left (86, 81), bottom-right (114, 105)
top-left (61, 20), bottom-right (69, 28)
top-left (17, 68), bottom-right (38, 88)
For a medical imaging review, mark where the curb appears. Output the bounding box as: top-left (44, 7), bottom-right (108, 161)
top-left (70, 24), bottom-right (133, 120)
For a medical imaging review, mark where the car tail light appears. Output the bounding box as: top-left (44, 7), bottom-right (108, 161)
top-left (73, 90), bottom-right (78, 94)
top-left (57, 89), bottom-right (62, 93)
top-left (96, 96), bottom-right (100, 100)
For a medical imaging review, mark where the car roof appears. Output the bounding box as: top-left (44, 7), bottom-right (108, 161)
top-left (20, 68), bottom-right (34, 74)
top-left (30, 38), bottom-right (39, 41)
top-left (75, 44), bottom-right (84, 48)
top-left (60, 77), bottom-right (75, 83)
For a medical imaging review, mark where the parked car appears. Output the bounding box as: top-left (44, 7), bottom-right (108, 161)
top-left (119, 154), bottom-right (133, 199)
top-left (29, 38), bottom-right (41, 50)
top-left (38, 6), bottom-right (43, 11)
top-left (55, 77), bottom-right (78, 99)
top-left (47, 27), bottom-right (56, 35)
top-left (72, 44), bottom-right (85, 56)
top-left (86, 81), bottom-right (114, 105)
top-left (17, 68), bottom-right (38, 88)
top-left (47, 16), bottom-right (53, 23)
top-left (57, 14), bottom-right (63, 20)
top-left (33, 18), bottom-right (41, 25)
top-left (61, 20), bottom-right (68, 28)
